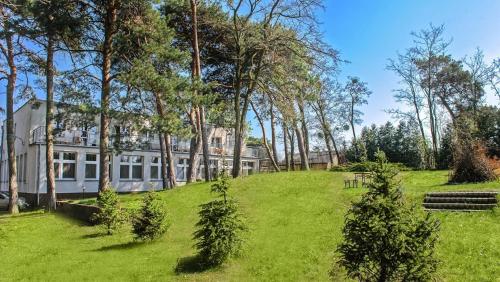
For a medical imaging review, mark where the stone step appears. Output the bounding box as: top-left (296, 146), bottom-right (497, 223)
top-left (423, 202), bottom-right (497, 210)
top-left (424, 197), bottom-right (498, 204)
top-left (425, 191), bottom-right (498, 198)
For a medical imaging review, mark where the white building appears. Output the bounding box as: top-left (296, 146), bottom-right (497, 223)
top-left (0, 99), bottom-right (262, 205)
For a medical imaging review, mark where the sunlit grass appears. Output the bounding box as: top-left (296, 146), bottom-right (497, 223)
top-left (0, 171), bottom-right (498, 281)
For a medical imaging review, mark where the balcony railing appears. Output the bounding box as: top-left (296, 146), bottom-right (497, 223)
top-left (30, 126), bottom-right (259, 157)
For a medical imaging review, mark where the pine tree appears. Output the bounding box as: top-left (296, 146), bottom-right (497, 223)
top-left (337, 151), bottom-right (440, 281)
top-left (193, 171), bottom-right (246, 267)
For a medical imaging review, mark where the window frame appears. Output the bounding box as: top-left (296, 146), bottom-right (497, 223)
top-left (84, 153), bottom-right (98, 180)
top-left (150, 156), bottom-right (161, 180)
top-left (54, 151), bottom-right (77, 180)
top-left (119, 155), bottom-right (143, 181)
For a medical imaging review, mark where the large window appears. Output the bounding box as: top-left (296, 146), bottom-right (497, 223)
top-left (54, 152), bottom-right (77, 180)
top-left (85, 154), bottom-right (98, 179)
top-left (150, 156), bottom-right (160, 180)
top-left (176, 158), bottom-right (189, 181)
top-left (85, 154), bottom-right (113, 180)
top-left (120, 155), bottom-right (143, 180)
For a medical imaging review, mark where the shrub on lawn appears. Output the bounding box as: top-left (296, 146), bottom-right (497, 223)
top-left (450, 117), bottom-right (496, 183)
top-left (193, 171), bottom-right (246, 267)
top-left (132, 191), bottom-right (169, 241)
top-left (91, 188), bottom-right (126, 235)
top-left (336, 151), bottom-right (440, 282)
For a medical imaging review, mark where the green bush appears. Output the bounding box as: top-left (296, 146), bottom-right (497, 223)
top-left (193, 171), bottom-right (246, 267)
top-left (91, 188), bottom-right (126, 235)
top-left (132, 191), bottom-right (169, 241)
top-left (336, 151), bottom-right (440, 281)
top-left (331, 161), bottom-right (411, 172)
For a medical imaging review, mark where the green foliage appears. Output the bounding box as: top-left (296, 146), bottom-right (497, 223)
top-left (193, 171), bottom-right (246, 267)
top-left (210, 171), bottom-right (231, 198)
top-left (337, 151), bottom-right (440, 281)
top-left (349, 121), bottom-right (427, 168)
top-left (330, 161), bottom-right (410, 172)
top-left (91, 188), bottom-right (126, 235)
top-left (132, 191), bottom-right (169, 241)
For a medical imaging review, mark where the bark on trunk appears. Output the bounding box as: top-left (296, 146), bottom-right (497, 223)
top-left (164, 134), bottom-right (177, 188)
top-left (295, 124), bottom-right (309, 171)
top-left (327, 128), bottom-right (341, 164)
top-left (189, 0), bottom-right (210, 182)
top-left (152, 92), bottom-right (176, 188)
top-left (288, 128), bottom-right (296, 171)
top-left (158, 133), bottom-right (169, 189)
top-left (187, 109), bottom-right (202, 183)
top-left (283, 122), bottom-right (290, 171)
top-left (98, 1), bottom-right (117, 192)
top-left (350, 98), bottom-right (359, 159)
top-left (5, 29), bottom-right (18, 214)
top-left (270, 103), bottom-right (279, 162)
top-left (322, 126), bottom-right (335, 167)
top-left (45, 34), bottom-right (57, 211)
top-left (297, 98), bottom-right (309, 157)
top-left (251, 102), bottom-right (280, 172)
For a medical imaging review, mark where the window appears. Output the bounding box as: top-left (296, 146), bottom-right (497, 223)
top-left (85, 154), bottom-right (98, 179)
top-left (54, 152), bottom-right (77, 179)
top-left (84, 154), bottom-right (112, 180)
top-left (150, 156), bottom-right (160, 180)
top-left (176, 158), bottom-right (189, 181)
top-left (120, 155), bottom-right (143, 180)
top-left (16, 155), bottom-right (20, 182)
top-left (211, 137), bottom-right (222, 148)
top-left (23, 153), bottom-right (27, 182)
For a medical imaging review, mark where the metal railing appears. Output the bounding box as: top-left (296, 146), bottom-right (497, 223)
top-left (30, 126), bottom-right (258, 157)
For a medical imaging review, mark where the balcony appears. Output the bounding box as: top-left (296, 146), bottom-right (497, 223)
top-left (29, 126), bottom-right (259, 157)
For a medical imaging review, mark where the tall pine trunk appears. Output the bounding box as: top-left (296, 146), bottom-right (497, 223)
top-left (187, 109), bottom-right (202, 183)
top-left (98, 1), bottom-right (117, 192)
top-left (158, 133), bottom-right (169, 189)
top-left (321, 126), bottom-right (335, 167)
top-left (189, 0), bottom-right (211, 182)
top-left (288, 128), bottom-right (296, 171)
top-left (163, 134), bottom-right (177, 188)
top-left (283, 121), bottom-right (290, 171)
top-left (327, 129), bottom-right (341, 164)
top-left (295, 124), bottom-right (309, 170)
top-left (153, 92), bottom-right (176, 188)
top-left (270, 103), bottom-right (279, 162)
top-left (297, 98), bottom-right (309, 157)
top-left (251, 102), bottom-right (280, 172)
top-left (5, 29), bottom-right (18, 214)
top-left (45, 34), bottom-right (56, 210)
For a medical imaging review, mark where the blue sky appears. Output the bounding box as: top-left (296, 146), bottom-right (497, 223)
top-left (314, 0), bottom-right (500, 127)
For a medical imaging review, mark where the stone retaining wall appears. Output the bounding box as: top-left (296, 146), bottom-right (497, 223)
top-left (56, 201), bottom-right (100, 224)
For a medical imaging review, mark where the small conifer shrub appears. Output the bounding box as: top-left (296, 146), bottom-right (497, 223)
top-left (336, 151), bottom-right (440, 281)
top-left (193, 171), bottom-right (246, 267)
top-left (132, 191), bottom-right (169, 241)
top-left (91, 188), bottom-right (126, 235)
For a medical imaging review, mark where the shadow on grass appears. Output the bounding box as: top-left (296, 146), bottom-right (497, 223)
top-left (81, 232), bottom-right (107, 239)
top-left (175, 255), bottom-right (211, 274)
top-left (96, 241), bottom-right (143, 252)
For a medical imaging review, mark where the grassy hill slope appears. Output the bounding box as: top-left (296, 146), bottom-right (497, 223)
top-left (0, 171), bottom-right (498, 281)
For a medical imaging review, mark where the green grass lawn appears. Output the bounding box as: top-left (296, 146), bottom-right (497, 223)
top-left (0, 171), bottom-right (498, 281)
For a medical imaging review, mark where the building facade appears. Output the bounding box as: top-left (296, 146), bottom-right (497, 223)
top-left (0, 100), bottom-right (262, 205)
